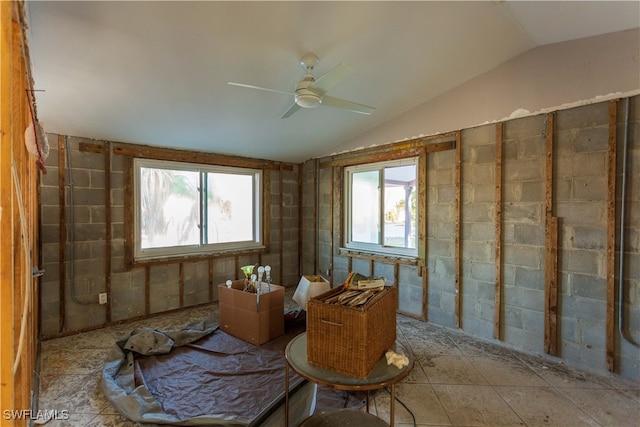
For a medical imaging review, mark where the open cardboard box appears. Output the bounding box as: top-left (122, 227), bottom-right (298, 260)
top-left (292, 275), bottom-right (331, 310)
top-left (218, 280), bottom-right (284, 345)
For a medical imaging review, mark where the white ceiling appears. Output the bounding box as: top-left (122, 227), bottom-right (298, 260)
top-left (26, 1), bottom-right (640, 163)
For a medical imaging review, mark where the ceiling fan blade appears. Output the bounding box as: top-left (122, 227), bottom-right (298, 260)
top-left (321, 95), bottom-right (375, 115)
top-left (280, 102), bottom-right (301, 119)
top-left (310, 63), bottom-right (352, 94)
top-left (227, 82), bottom-right (294, 96)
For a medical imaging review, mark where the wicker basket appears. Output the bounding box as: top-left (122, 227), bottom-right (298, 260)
top-left (306, 285), bottom-right (397, 379)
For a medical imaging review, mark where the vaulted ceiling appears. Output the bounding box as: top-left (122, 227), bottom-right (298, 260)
top-left (26, 1), bottom-right (640, 163)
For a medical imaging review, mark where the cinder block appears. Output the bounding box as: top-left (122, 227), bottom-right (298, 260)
top-left (569, 226), bottom-right (606, 250)
top-left (573, 175), bottom-right (606, 201)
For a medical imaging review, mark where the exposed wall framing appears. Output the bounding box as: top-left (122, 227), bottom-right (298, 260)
top-left (40, 138), bottom-right (300, 338)
top-left (319, 133), bottom-right (456, 319)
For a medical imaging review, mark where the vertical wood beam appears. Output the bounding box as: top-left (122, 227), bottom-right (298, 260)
top-left (208, 259), bottom-right (214, 301)
top-left (0, 4), bottom-right (14, 411)
top-left (179, 263), bottom-right (184, 308)
top-left (455, 131), bottom-right (462, 328)
top-left (313, 160), bottom-right (318, 274)
top-left (58, 135), bottom-right (66, 332)
top-left (330, 167), bottom-right (336, 281)
top-left (544, 112), bottom-right (559, 356)
top-left (104, 142), bottom-right (112, 322)
top-left (263, 170), bottom-right (271, 253)
top-left (144, 266), bottom-right (150, 315)
top-left (123, 155), bottom-right (133, 268)
top-left (279, 166), bottom-right (284, 284)
top-left (494, 123), bottom-right (504, 340)
top-left (417, 153), bottom-right (427, 268)
top-left (298, 163), bottom-right (303, 275)
top-left (418, 152), bottom-right (428, 320)
top-left (606, 100), bottom-right (617, 371)
top-left (1, 3), bottom-right (41, 417)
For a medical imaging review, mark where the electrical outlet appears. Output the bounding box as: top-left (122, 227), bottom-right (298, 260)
top-left (99, 293), bottom-right (108, 305)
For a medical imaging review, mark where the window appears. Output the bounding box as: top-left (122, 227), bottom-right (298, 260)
top-left (133, 158), bottom-right (262, 260)
top-left (344, 158), bottom-right (418, 256)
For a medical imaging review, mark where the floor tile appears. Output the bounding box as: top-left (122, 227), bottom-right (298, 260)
top-left (468, 356), bottom-right (549, 387)
top-left (495, 386), bottom-right (600, 427)
top-left (558, 387), bottom-right (640, 427)
top-left (432, 384), bottom-right (524, 426)
top-left (423, 355), bottom-right (488, 385)
top-left (373, 383), bottom-right (452, 426)
top-left (39, 348), bottom-right (107, 376)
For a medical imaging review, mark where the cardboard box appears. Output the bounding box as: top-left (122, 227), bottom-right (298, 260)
top-left (306, 285), bottom-right (397, 379)
top-left (218, 280), bottom-right (284, 345)
top-left (292, 275), bottom-right (331, 310)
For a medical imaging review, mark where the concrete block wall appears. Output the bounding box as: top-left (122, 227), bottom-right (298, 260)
top-left (39, 136), bottom-right (300, 338)
top-left (308, 96), bottom-right (639, 380)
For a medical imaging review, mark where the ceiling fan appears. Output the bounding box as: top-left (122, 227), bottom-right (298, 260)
top-left (228, 53), bottom-right (375, 119)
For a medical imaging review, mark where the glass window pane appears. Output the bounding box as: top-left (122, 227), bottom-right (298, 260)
top-left (384, 165), bottom-right (417, 248)
top-left (351, 170), bottom-right (380, 244)
top-left (139, 168), bottom-right (199, 249)
top-left (207, 173), bottom-right (254, 243)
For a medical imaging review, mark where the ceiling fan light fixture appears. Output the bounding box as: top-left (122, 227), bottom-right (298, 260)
top-left (295, 91), bottom-right (321, 108)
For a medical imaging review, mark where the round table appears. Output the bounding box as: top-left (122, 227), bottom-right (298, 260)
top-left (284, 332), bottom-right (414, 426)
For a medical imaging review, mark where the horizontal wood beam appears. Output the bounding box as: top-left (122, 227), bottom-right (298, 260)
top-left (113, 144), bottom-right (294, 171)
top-left (320, 135), bottom-right (456, 168)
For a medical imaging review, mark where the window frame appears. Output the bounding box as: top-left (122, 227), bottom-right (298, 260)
top-left (132, 158), bottom-right (263, 261)
top-left (343, 157), bottom-right (418, 258)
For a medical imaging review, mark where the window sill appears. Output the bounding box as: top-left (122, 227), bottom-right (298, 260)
top-left (339, 248), bottom-right (418, 265)
top-left (129, 246), bottom-right (266, 268)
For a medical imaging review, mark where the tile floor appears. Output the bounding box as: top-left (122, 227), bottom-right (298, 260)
top-left (36, 290), bottom-right (639, 427)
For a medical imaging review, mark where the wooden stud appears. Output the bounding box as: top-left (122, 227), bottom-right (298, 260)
top-left (494, 123), bottom-right (504, 340)
top-left (544, 215), bottom-right (559, 355)
top-left (263, 170), bottom-right (271, 253)
top-left (122, 155), bottom-right (134, 268)
top-left (145, 265), bottom-right (150, 315)
top-left (58, 134), bottom-right (67, 332)
top-left (455, 131), bottom-right (462, 328)
top-left (419, 152), bottom-right (428, 321)
top-left (1, 2), bottom-right (43, 413)
top-left (279, 166), bottom-right (284, 285)
top-left (208, 259), bottom-right (214, 301)
top-left (328, 166), bottom-right (342, 282)
top-left (104, 141), bottom-right (112, 322)
top-left (394, 263), bottom-right (399, 291)
top-left (298, 163), bottom-right (303, 276)
top-left (421, 266), bottom-right (428, 321)
top-left (417, 153), bottom-right (427, 270)
top-left (314, 159), bottom-right (318, 274)
top-left (606, 100), bottom-right (617, 371)
top-left (543, 112), bottom-right (559, 356)
top-left (179, 263), bottom-right (184, 308)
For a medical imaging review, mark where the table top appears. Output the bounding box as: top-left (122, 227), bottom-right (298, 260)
top-left (285, 332), bottom-right (414, 391)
